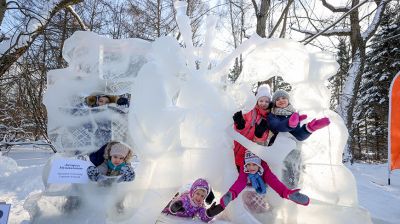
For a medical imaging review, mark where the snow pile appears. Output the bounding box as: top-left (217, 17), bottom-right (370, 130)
top-left (0, 153), bottom-right (19, 178)
top-left (36, 1), bottom-right (373, 223)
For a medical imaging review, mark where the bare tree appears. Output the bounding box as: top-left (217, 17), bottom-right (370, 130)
top-left (292, 0), bottom-right (389, 157)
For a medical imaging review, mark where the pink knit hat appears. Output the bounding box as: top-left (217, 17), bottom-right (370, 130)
top-left (110, 143), bottom-right (131, 157)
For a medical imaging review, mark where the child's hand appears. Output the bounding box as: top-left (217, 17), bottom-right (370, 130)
top-left (233, 111), bottom-right (245, 130)
top-left (206, 202), bottom-right (224, 217)
top-left (299, 114), bottom-right (307, 122)
top-left (117, 166), bottom-right (135, 183)
top-left (220, 191), bottom-right (233, 208)
top-left (87, 166), bottom-right (106, 182)
top-left (288, 112), bottom-right (299, 128)
top-left (170, 200), bottom-right (185, 213)
top-left (254, 119), bottom-right (268, 138)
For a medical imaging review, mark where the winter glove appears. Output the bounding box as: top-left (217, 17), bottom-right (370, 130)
top-left (254, 119), bottom-right (268, 138)
top-left (117, 97), bottom-right (129, 106)
top-left (205, 188), bottom-right (215, 205)
top-left (220, 191), bottom-right (233, 208)
top-left (170, 200), bottom-right (185, 213)
top-left (306, 117), bottom-right (330, 132)
top-left (288, 112), bottom-right (299, 128)
top-left (206, 202), bottom-right (224, 217)
top-left (286, 189), bottom-right (310, 206)
top-left (299, 114), bottom-right (308, 122)
top-left (87, 166), bottom-right (107, 182)
top-left (233, 111), bottom-right (245, 130)
top-left (117, 166), bottom-right (135, 183)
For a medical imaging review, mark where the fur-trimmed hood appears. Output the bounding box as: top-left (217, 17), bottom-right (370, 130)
top-left (103, 141), bottom-right (133, 163)
top-left (85, 93), bottom-right (118, 107)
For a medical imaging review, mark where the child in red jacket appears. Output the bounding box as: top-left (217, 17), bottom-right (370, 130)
top-left (232, 84), bottom-right (272, 172)
top-left (206, 151), bottom-right (309, 216)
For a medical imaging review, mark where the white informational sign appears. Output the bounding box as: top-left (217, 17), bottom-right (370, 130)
top-left (0, 203), bottom-right (11, 224)
top-left (48, 159), bottom-right (92, 184)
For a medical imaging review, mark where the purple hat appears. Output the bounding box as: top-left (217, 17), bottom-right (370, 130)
top-left (190, 178), bottom-right (210, 198)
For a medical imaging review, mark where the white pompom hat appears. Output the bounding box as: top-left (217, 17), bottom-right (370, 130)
top-left (255, 84), bottom-right (272, 101)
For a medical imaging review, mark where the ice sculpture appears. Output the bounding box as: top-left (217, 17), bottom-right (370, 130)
top-left (35, 1), bottom-right (372, 223)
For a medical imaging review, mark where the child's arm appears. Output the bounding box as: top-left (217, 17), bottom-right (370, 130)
top-left (261, 161), bottom-right (290, 198)
top-left (198, 207), bottom-right (213, 222)
top-left (168, 193), bottom-right (194, 218)
top-left (97, 162), bottom-right (109, 175)
top-left (267, 113), bottom-right (294, 132)
top-left (117, 164), bottom-right (135, 182)
top-left (220, 170), bottom-right (248, 208)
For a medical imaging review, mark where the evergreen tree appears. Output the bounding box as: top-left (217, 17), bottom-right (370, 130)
top-left (329, 38), bottom-right (350, 112)
top-left (353, 5), bottom-right (400, 161)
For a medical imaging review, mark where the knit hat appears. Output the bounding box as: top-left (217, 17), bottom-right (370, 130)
top-left (272, 89), bottom-right (290, 103)
top-left (190, 178), bottom-right (210, 198)
top-left (255, 84), bottom-right (272, 101)
top-left (244, 150), bottom-right (264, 175)
top-left (110, 143), bottom-right (131, 157)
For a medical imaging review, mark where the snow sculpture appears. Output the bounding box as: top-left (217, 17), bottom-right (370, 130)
top-left (36, 1), bottom-right (372, 223)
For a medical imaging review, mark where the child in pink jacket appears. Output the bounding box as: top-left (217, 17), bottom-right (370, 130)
top-left (206, 151), bottom-right (309, 216)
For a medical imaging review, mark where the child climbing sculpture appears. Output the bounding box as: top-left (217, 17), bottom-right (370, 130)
top-left (267, 89), bottom-right (330, 144)
top-left (206, 151), bottom-right (310, 217)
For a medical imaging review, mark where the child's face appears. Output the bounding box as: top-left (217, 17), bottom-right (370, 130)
top-left (246, 163), bottom-right (260, 174)
top-left (275, 96), bottom-right (289, 108)
top-left (111, 155), bottom-right (125, 166)
top-left (97, 96), bottom-right (110, 106)
top-left (192, 189), bottom-right (207, 206)
top-left (257, 96), bottom-right (270, 110)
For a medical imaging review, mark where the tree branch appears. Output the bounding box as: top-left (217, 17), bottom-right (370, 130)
top-left (0, 0), bottom-right (83, 78)
top-left (268, 0), bottom-right (293, 38)
top-left (321, 0), bottom-right (350, 12)
top-left (361, 0), bottom-right (389, 41)
top-left (66, 5), bottom-right (88, 30)
top-left (292, 27), bottom-right (351, 36)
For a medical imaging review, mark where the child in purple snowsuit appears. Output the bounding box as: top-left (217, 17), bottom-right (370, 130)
top-left (162, 178), bottom-right (214, 222)
top-left (267, 89), bottom-right (330, 142)
top-left (205, 151), bottom-right (310, 217)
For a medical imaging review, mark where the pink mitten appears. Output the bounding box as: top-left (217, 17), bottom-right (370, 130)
top-left (299, 114), bottom-right (307, 122)
top-left (307, 117), bottom-right (330, 132)
top-left (288, 112), bottom-right (299, 128)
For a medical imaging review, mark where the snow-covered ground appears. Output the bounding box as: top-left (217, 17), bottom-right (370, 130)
top-left (1, 147), bottom-right (399, 224)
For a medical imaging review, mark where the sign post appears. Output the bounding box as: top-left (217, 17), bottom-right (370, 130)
top-left (48, 159), bottom-right (92, 184)
top-left (0, 202), bottom-right (11, 224)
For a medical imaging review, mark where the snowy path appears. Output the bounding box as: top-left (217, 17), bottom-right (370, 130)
top-left (1, 148), bottom-right (400, 224)
top-left (347, 163), bottom-right (400, 224)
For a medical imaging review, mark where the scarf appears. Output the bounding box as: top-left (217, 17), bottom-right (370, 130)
top-left (248, 173), bottom-right (267, 194)
top-left (255, 105), bottom-right (268, 118)
top-left (272, 104), bottom-right (296, 116)
top-left (107, 160), bottom-right (126, 171)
